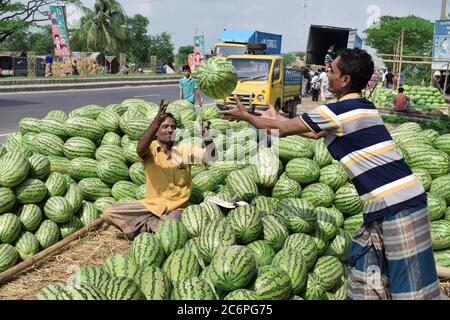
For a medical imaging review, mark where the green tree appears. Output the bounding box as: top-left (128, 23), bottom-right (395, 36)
top-left (364, 15), bottom-right (434, 84)
top-left (149, 32), bottom-right (174, 65)
top-left (123, 14), bottom-right (151, 66)
top-left (177, 45), bottom-right (194, 67)
top-left (0, 0), bottom-right (79, 44)
top-left (0, 25), bottom-right (55, 55)
top-left (72, 0), bottom-right (126, 54)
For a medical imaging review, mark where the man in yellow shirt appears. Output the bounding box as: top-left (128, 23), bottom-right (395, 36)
top-left (104, 100), bottom-right (217, 239)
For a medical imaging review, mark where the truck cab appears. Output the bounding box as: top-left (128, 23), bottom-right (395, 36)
top-left (216, 55), bottom-right (302, 118)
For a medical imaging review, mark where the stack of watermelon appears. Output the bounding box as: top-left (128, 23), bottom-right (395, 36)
top-left (0, 99), bottom-right (226, 274)
top-left (375, 84), bottom-right (448, 112)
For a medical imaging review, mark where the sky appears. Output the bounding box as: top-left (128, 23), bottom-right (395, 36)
top-left (68, 0), bottom-right (444, 53)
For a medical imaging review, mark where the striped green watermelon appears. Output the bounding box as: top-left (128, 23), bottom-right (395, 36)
top-left (79, 201), bottom-right (100, 226)
top-left (95, 145), bottom-right (127, 164)
top-left (197, 58), bottom-right (237, 99)
top-left (103, 254), bottom-right (138, 280)
top-left (272, 176), bottom-right (302, 200)
top-left (315, 207), bottom-right (337, 239)
top-left (21, 132), bottom-right (39, 153)
top-left (15, 231), bottom-right (40, 259)
top-left (135, 184), bottom-right (146, 200)
top-left (430, 174), bottom-right (450, 205)
top-left (64, 174), bottom-right (77, 185)
top-left (97, 160), bottom-right (130, 185)
top-left (252, 265), bottom-right (292, 300)
top-left (59, 216), bottom-right (83, 238)
top-left (172, 277), bottom-right (217, 300)
top-left (228, 206), bottom-right (262, 244)
top-left (421, 129), bottom-right (440, 144)
top-left (197, 219), bottom-right (236, 263)
top-left (101, 132), bottom-right (122, 146)
top-left (47, 156), bottom-right (71, 174)
top-left (130, 232), bottom-right (165, 268)
top-left (326, 228), bottom-right (352, 262)
top-left (313, 139), bottom-right (333, 168)
top-left (301, 183), bottom-right (335, 208)
top-left (411, 168), bottom-right (432, 191)
top-left (46, 110), bottom-right (68, 121)
top-left (313, 256), bottom-right (343, 291)
top-left (313, 226), bottom-right (330, 256)
top-left (34, 133), bottom-right (65, 157)
top-left (0, 244), bottom-right (19, 272)
top-left (427, 193), bottom-right (447, 221)
top-left (68, 265), bottom-right (110, 288)
top-left (28, 154), bottom-right (51, 180)
top-left (35, 220), bottom-right (60, 249)
top-left (44, 196), bottom-right (74, 223)
top-left (155, 220), bottom-right (189, 256)
top-left (45, 172), bottom-right (67, 197)
top-left (430, 220), bottom-right (450, 250)
top-left (63, 137), bottom-right (97, 160)
top-left (191, 169), bottom-right (226, 204)
top-left (19, 117), bottom-right (41, 134)
top-left (251, 195), bottom-right (279, 214)
top-left (162, 248), bottom-right (201, 285)
top-left (246, 240), bottom-right (275, 267)
top-left (68, 157), bottom-right (99, 181)
top-left (408, 150), bottom-right (449, 178)
top-left (433, 249), bottom-right (450, 268)
top-left (56, 283), bottom-right (108, 300)
top-left (124, 119), bottom-right (149, 140)
top-left (343, 214), bottom-right (363, 236)
top-left (226, 169), bottom-right (259, 202)
top-left (14, 178), bottom-right (47, 204)
top-left (251, 148), bottom-right (280, 188)
top-left (285, 158), bottom-right (320, 184)
top-left (0, 151), bottom-right (30, 188)
top-left (326, 206), bottom-right (345, 228)
top-left (181, 205), bottom-right (211, 238)
top-left (319, 163), bottom-right (348, 191)
top-left (209, 245), bottom-right (256, 291)
top-left (283, 233), bottom-right (318, 271)
top-left (106, 103), bottom-right (128, 116)
top-left (36, 282), bottom-right (67, 300)
top-left (94, 197), bottom-right (117, 213)
top-left (96, 110), bottom-right (121, 133)
top-left (277, 198), bottom-right (316, 234)
top-left (39, 118), bottom-right (67, 138)
top-left (4, 132), bottom-right (22, 151)
top-left (224, 289), bottom-right (259, 300)
top-left (17, 204), bottom-right (42, 232)
top-left (272, 247), bottom-right (308, 294)
top-left (434, 134), bottom-right (450, 156)
top-left (334, 183), bottom-right (363, 216)
top-left (199, 201), bottom-right (224, 221)
top-left (69, 105), bottom-right (104, 119)
top-left (133, 266), bottom-right (171, 300)
top-left (78, 177), bottom-right (112, 201)
top-left (273, 136), bottom-right (314, 160)
top-left (98, 277), bottom-right (145, 300)
top-left (199, 105), bottom-right (221, 121)
top-left (303, 273), bottom-right (326, 300)
top-left (64, 116), bottom-right (105, 141)
top-left (111, 181), bottom-right (139, 201)
top-left (65, 183), bottom-right (83, 214)
top-left (123, 140), bottom-right (142, 164)
top-left (0, 213), bottom-right (22, 244)
top-left (0, 187), bottom-right (15, 214)
top-left (129, 162), bottom-right (145, 186)
top-left (261, 215), bottom-right (289, 251)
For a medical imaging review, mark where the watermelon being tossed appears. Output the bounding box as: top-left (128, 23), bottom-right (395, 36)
top-left (197, 57), bottom-right (238, 99)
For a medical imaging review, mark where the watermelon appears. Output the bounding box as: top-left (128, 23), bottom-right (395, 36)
top-left (59, 216), bottom-right (83, 238)
top-left (14, 178), bottom-right (47, 205)
top-left (334, 183), bottom-right (363, 216)
top-left (17, 204), bottom-right (42, 232)
top-left (343, 214), bottom-right (363, 236)
top-left (251, 148), bottom-right (280, 188)
top-left (408, 150), bottom-right (449, 178)
top-left (98, 277), bottom-right (145, 300)
top-left (106, 103), bottom-right (128, 116)
top-left (0, 213), bottom-right (22, 244)
top-left (272, 247), bottom-right (308, 294)
top-left (97, 160), bottom-right (130, 185)
top-left (129, 162), bottom-right (146, 186)
top-left (130, 232), bottom-right (165, 268)
top-left (35, 220), bottom-right (60, 249)
top-left (111, 181), bottom-right (139, 201)
top-left (44, 196), bottom-right (74, 223)
top-left (103, 254), bottom-right (138, 280)
top-left (0, 187), bottom-right (15, 214)
top-left (15, 231), bottom-right (40, 259)
top-left (21, 132), bottom-right (39, 153)
top-left (79, 201), bottom-right (100, 226)
top-left (68, 266), bottom-right (109, 288)
top-left (135, 185), bottom-right (146, 200)
top-left (224, 289), bottom-right (259, 300)
top-left (155, 220), bottom-right (189, 256)
top-left (65, 183), bottom-right (83, 215)
top-left (313, 256), bottom-right (344, 291)
top-left (285, 158), bottom-right (320, 184)
top-left (301, 183), bottom-right (335, 208)
top-left (69, 105), bottom-right (104, 119)
top-left (313, 226), bottom-right (330, 256)
top-left (96, 110), bottom-right (121, 133)
top-left (209, 245), bottom-right (256, 291)
top-left (252, 265), bottom-right (292, 300)
top-left (246, 240), bottom-right (275, 267)
top-left (283, 233), bottom-right (318, 271)
top-left (315, 207), bottom-right (338, 239)
top-left (434, 249), bottom-right (450, 268)
top-left (133, 266), bottom-right (171, 300)
top-left (226, 169), bottom-right (258, 202)
top-left (326, 206), bottom-right (345, 228)
top-left (162, 248), bottom-right (201, 285)
top-left (262, 215), bottom-right (289, 251)
top-left (434, 134), bottom-right (450, 156)
top-left (198, 58), bottom-right (238, 99)
top-left (272, 136), bottom-right (314, 160)
top-left (199, 201), bottom-right (224, 221)
top-left (0, 151), bottom-right (30, 188)
top-left (46, 110), bottom-right (68, 121)
top-left (19, 117), bottom-right (41, 134)
top-left (427, 193), bottom-right (447, 221)
top-left (228, 206), bottom-right (262, 244)
top-left (197, 219), bottom-right (236, 263)
top-left (0, 244), bottom-right (19, 272)
top-left (45, 172), bottom-right (67, 197)
top-left (326, 228), bottom-right (352, 262)
top-left (36, 283), bottom-right (68, 300)
top-left (68, 157), bottom-right (99, 181)
top-left (34, 133), bottom-right (65, 157)
top-left (272, 176), bottom-right (302, 200)
top-left (319, 163), bottom-right (348, 191)
top-left (47, 156), bottom-right (71, 174)
top-left (251, 196), bottom-right (279, 214)
top-left (123, 141), bottom-right (142, 164)
top-left (65, 116), bottom-right (105, 141)
top-left (313, 139), bottom-right (333, 168)
top-left (78, 178), bottom-right (112, 201)
top-left (39, 118), bottom-right (67, 138)
top-left (94, 197), bottom-right (117, 213)
top-left (430, 220), bottom-right (450, 250)
top-left (95, 145), bottom-right (127, 164)
top-left (303, 273), bottom-right (326, 300)
top-left (63, 137), bottom-right (97, 160)
top-left (101, 132), bottom-right (122, 146)
top-left (181, 205), bottom-right (211, 238)
top-left (430, 174), bottom-right (450, 205)
top-left (28, 154), bottom-right (51, 180)
top-left (411, 168), bottom-right (432, 191)
top-left (422, 129), bottom-right (439, 144)
top-left (277, 198), bottom-right (316, 234)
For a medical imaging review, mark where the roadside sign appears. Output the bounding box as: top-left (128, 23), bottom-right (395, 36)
top-left (432, 20), bottom-right (450, 69)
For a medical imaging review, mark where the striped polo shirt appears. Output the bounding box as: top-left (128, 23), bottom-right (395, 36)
top-left (301, 93), bottom-right (427, 222)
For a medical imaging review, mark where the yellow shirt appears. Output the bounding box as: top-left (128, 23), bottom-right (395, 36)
top-left (139, 140), bottom-right (206, 217)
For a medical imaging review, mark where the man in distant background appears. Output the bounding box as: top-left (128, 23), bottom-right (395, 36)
top-left (393, 87), bottom-right (410, 112)
top-left (45, 52), bottom-right (53, 77)
top-left (179, 65), bottom-right (202, 108)
top-left (319, 68), bottom-right (329, 102)
top-left (384, 68), bottom-right (394, 89)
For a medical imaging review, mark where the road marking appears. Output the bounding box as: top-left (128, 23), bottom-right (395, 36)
top-left (133, 94), bottom-right (161, 98)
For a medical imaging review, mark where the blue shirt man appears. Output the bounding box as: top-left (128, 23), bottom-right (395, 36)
top-left (179, 65), bottom-right (202, 107)
top-left (45, 54), bottom-right (53, 64)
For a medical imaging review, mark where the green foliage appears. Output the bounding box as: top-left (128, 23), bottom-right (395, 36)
top-left (282, 51), bottom-right (306, 67)
top-left (364, 15), bottom-right (434, 84)
top-left (381, 114), bottom-right (450, 134)
top-left (122, 14), bottom-right (152, 66)
top-left (0, 25), bottom-right (54, 55)
top-left (149, 32), bottom-right (175, 65)
top-left (177, 45), bottom-right (194, 68)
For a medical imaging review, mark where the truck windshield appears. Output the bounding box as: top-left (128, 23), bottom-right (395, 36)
top-left (227, 58), bottom-right (271, 81)
top-left (215, 46), bottom-right (246, 57)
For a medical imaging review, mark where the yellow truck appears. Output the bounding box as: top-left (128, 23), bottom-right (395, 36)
top-left (216, 54), bottom-right (303, 118)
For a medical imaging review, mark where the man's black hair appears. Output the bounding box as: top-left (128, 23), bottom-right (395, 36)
top-left (55, 34), bottom-right (60, 38)
top-left (160, 113), bottom-right (177, 127)
top-left (182, 65), bottom-right (191, 72)
top-left (398, 87), bottom-right (404, 93)
top-left (337, 48), bottom-right (374, 92)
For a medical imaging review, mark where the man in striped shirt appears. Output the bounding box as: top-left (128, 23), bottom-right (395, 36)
top-left (220, 48), bottom-right (441, 300)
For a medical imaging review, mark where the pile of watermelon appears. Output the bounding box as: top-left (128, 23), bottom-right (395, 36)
top-left (375, 84), bottom-right (448, 112)
top-left (33, 121), bottom-right (450, 300)
top-left (0, 98), bottom-right (226, 274)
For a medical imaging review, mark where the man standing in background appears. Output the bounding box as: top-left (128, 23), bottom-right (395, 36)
top-left (319, 68), bottom-right (329, 102)
top-left (45, 53), bottom-right (53, 77)
top-left (179, 65), bottom-right (203, 108)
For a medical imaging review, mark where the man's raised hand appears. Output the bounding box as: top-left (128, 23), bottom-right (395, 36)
top-left (158, 98), bottom-right (169, 115)
top-left (218, 95), bottom-right (249, 121)
top-left (255, 99), bottom-right (279, 119)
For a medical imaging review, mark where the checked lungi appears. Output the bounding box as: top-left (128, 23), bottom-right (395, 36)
top-left (347, 203), bottom-right (441, 300)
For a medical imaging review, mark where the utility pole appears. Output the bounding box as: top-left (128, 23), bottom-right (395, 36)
top-left (441, 0), bottom-right (447, 20)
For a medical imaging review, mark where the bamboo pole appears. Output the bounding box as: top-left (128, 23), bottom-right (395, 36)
top-left (0, 217), bottom-right (107, 285)
top-left (397, 29), bottom-right (405, 89)
top-left (444, 62), bottom-right (450, 94)
top-left (376, 53), bottom-right (432, 60)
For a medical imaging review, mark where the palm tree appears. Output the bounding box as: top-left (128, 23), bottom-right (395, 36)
top-left (75, 0), bottom-right (126, 53)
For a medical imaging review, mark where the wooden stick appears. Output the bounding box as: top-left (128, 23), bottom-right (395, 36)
top-left (437, 267), bottom-right (450, 279)
top-left (0, 217), bottom-right (107, 285)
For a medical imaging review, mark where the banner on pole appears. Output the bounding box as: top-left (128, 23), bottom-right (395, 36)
top-left (49, 5), bottom-right (71, 56)
top-left (193, 34), bottom-right (205, 70)
top-left (432, 20), bottom-right (450, 63)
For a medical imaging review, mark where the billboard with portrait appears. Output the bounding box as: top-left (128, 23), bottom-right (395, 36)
top-left (433, 20), bottom-right (450, 63)
top-left (49, 5), bottom-right (71, 56)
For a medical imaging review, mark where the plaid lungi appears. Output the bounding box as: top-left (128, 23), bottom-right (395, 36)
top-left (103, 201), bottom-right (183, 239)
top-left (347, 203), bottom-right (441, 300)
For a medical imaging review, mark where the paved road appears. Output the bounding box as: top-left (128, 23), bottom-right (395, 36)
top-left (0, 85), bottom-right (215, 144)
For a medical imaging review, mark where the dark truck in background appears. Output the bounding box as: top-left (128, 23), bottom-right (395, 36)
top-left (306, 25), bottom-right (363, 66)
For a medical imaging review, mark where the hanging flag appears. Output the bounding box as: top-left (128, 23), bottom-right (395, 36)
top-left (49, 5), bottom-right (71, 56)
